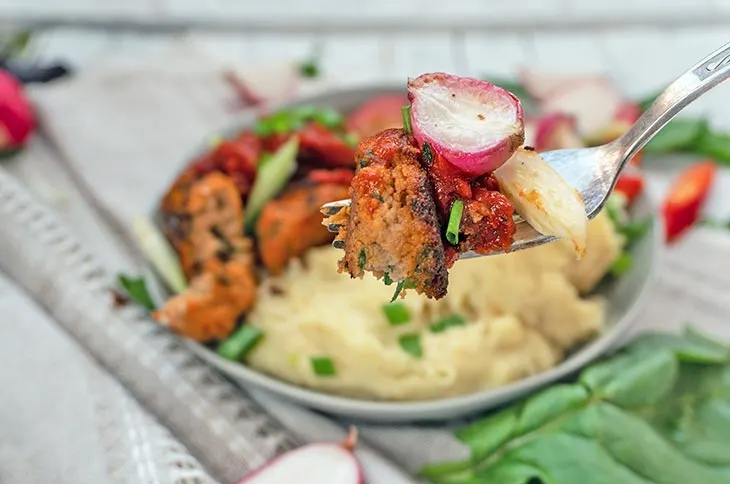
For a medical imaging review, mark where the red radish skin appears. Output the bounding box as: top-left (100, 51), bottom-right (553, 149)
top-left (346, 93), bottom-right (408, 139)
top-left (408, 73), bottom-right (524, 176)
top-left (540, 77), bottom-right (622, 137)
top-left (238, 427), bottom-right (362, 484)
top-left (534, 113), bottom-right (584, 152)
top-left (0, 69), bottom-right (35, 149)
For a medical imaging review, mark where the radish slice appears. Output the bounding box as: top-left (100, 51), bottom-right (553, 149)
top-left (534, 113), bottom-right (584, 151)
top-left (494, 147), bottom-right (588, 257)
top-left (239, 427), bottom-right (362, 484)
top-left (540, 77), bottom-right (623, 137)
top-left (518, 69), bottom-right (583, 101)
top-left (407, 72), bottom-right (524, 176)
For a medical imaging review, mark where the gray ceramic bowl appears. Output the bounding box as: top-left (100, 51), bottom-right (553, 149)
top-left (148, 85), bottom-right (660, 423)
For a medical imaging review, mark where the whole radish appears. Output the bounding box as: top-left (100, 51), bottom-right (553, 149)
top-left (407, 72), bottom-right (524, 176)
top-left (238, 427), bottom-right (362, 484)
top-left (0, 69), bottom-right (35, 151)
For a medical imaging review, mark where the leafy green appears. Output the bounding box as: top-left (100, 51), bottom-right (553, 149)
top-left (253, 106), bottom-right (344, 137)
top-left (382, 303), bottom-right (410, 326)
top-left (117, 274), bottom-right (156, 311)
top-left (422, 327), bottom-right (730, 483)
top-left (643, 118), bottom-right (709, 154)
top-left (695, 129), bottom-right (730, 164)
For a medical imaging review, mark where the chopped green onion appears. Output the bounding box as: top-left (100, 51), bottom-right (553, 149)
top-left (430, 314), bottom-right (467, 333)
top-left (446, 200), bottom-right (465, 245)
top-left (131, 216), bottom-right (188, 294)
top-left (358, 249), bottom-right (366, 269)
top-left (382, 303), bottom-right (410, 326)
top-left (217, 325), bottom-right (264, 361)
top-left (310, 356), bottom-right (336, 377)
top-left (399, 334), bottom-right (423, 358)
top-left (244, 136), bottom-right (300, 232)
top-left (383, 273), bottom-right (394, 285)
top-left (610, 252), bottom-right (633, 277)
top-left (118, 274), bottom-right (156, 311)
top-left (390, 278), bottom-right (416, 302)
top-left (402, 105), bottom-right (412, 135)
top-left (312, 108), bottom-right (344, 129)
top-left (299, 59), bottom-right (319, 78)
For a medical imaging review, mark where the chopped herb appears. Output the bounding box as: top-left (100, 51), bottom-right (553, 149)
top-left (299, 59), bottom-right (319, 78)
top-left (382, 303), bottom-right (410, 326)
top-left (216, 325), bottom-right (264, 361)
top-left (398, 334), bottom-right (423, 358)
top-left (430, 314), bottom-right (467, 333)
top-left (391, 280), bottom-right (406, 302)
top-left (621, 217), bottom-right (653, 245)
top-left (402, 105), bottom-right (412, 135)
top-left (358, 248), bottom-right (366, 269)
top-left (383, 273), bottom-right (394, 285)
top-left (446, 200), bottom-right (465, 245)
top-left (342, 132), bottom-right (359, 148)
top-left (372, 193), bottom-right (384, 202)
top-left (610, 252), bottom-right (633, 277)
top-left (310, 356), bottom-right (336, 377)
top-left (117, 274), bottom-right (156, 311)
top-left (422, 142), bottom-right (434, 165)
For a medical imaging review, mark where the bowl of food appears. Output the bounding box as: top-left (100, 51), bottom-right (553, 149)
top-left (138, 77), bottom-right (660, 423)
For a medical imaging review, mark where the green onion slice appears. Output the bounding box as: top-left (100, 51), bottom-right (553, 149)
top-left (382, 303), bottom-right (410, 326)
top-left (217, 325), bottom-right (264, 361)
top-left (430, 314), bottom-right (466, 333)
top-left (399, 334), bottom-right (423, 359)
top-left (446, 200), bottom-right (465, 245)
top-left (402, 105), bottom-right (413, 135)
top-left (610, 252), bottom-right (633, 277)
top-left (311, 356), bottom-right (336, 377)
top-left (118, 274), bottom-right (156, 311)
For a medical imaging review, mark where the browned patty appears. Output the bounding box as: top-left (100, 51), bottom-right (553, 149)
top-left (330, 128), bottom-right (448, 299)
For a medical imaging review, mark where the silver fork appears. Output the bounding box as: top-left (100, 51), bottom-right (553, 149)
top-left (322, 42), bottom-right (730, 257)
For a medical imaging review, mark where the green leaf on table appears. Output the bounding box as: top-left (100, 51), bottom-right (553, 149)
top-left (643, 118), bottom-right (709, 154)
top-left (117, 274), bottom-right (156, 311)
top-left (423, 328), bottom-right (730, 484)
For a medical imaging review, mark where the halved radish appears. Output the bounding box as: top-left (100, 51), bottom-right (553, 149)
top-left (534, 113), bottom-right (584, 151)
top-left (239, 427), bottom-right (362, 484)
top-left (540, 77), bottom-right (622, 137)
top-left (408, 72), bottom-right (524, 176)
top-left (346, 93), bottom-right (408, 139)
top-left (494, 147), bottom-right (588, 257)
top-left (585, 100), bottom-right (642, 145)
top-left (518, 69), bottom-right (583, 101)
top-left (523, 115), bottom-right (538, 148)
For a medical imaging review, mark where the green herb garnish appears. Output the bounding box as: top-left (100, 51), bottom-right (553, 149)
top-left (383, 273), bottom-right (394, 285)
top-left (446, 200), bottom-right (464, 245)
top-left (216, 325), bottom-right (263, 361)
top-left (620, 217), bottom-right (653, 245)
top-left (430, 314), bottom-right (466, 333)
top-left (299, 60), bottom-right (319, 78)
top-left (398, 333), bottom-right (423, 358)
top-left (382, 303), bottom-right (410, 326)
top-left (420, 325), bottom-right (730, 483)
top-left (422, 142), bottom-right (434, 165)
top-left (390, 278), bottom-right (416, 302)
top-left (254, 106), bottom-right (344, 137)
top-left (358, 248), bottom-right (366, 269)
top-left (310, 356), bottom-right (336, 377)
top-left (402, 105), bottom-right (412, 135)
top-left (610, 252), bottom-right (633, 277)
top-left (117, 274), bottom-right (156, 311)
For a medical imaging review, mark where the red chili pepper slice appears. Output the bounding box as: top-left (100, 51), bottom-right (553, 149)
top-left (662, 160), bottom-right (717, 243)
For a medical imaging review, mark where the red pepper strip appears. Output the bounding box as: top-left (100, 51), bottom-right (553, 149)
top-left (614, 171), bottom-right (645, 204)
top-left (662, 160), bottom-right (717, 243)
top-left (306, 168), bottom-right (354, 185)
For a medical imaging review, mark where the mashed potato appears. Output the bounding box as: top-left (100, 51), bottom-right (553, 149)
top-left (246, 212), bottom-right (622, 401)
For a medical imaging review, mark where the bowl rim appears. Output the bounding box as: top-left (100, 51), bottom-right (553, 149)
top-left (147, 84), bottom-right (662, 421)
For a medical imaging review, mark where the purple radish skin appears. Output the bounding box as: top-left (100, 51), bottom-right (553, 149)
top-left (534, 113), bottom-right (584, 152)
top-left (238, 427), bottom-right (362, 484)
top-left (407, 73), bottom-right (524, 176)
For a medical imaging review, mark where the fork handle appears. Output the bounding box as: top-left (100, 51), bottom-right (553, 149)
top-left (616, 42), bottom-right (730, 168)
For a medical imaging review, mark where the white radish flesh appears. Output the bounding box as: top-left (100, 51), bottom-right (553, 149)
top-left (494, 147), bottom-right (588, 257)
top-left (408, 72), bottom-right (524, 176)
top-left (518, 69), bottom-right (597, 101)
top-left (239, 428), bottom-right (362, 484)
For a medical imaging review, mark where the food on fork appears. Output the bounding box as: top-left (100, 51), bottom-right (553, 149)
top-left (324, 73), bottom-right (589, 300)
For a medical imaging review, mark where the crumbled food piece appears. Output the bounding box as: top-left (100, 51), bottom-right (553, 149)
top-left (326, 128), bottom-right (448, 299)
